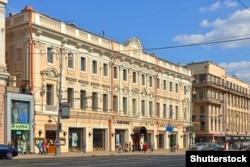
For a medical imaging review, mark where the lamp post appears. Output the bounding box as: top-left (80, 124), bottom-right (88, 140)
top-left (55, 46), bottom-right (64, 156)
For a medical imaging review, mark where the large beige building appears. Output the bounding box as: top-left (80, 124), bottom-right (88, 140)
top-left (0, 0), bottom-right (9, 144)
top-left (5, 6), bottom-right (193, 153)
top-left (187, 61), bottom-right (250, 145)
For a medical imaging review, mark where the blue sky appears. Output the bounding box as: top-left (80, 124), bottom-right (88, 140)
top-left (6, 0), bottom-right (250, 83)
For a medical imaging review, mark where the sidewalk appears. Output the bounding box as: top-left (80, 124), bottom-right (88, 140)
top-left (15, 150), bottom-right (185, 159)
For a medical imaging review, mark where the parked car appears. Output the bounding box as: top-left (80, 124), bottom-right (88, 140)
top-left (203, 143), bottom-right (224, 151)
top-left (189, 143), bottom-right (208, 151)
top-left (243, 146), bottom-right (250, 151)
top-left (0, 144), bottom-right (18, 159)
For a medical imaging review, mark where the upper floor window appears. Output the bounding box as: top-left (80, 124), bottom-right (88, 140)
top-left (133, 72), bottom-right (137, 83)
top-left (163, 80), bottom-right (166, 90)
top-left (67, 88), bottom-right (74, 108)
top-left (46, 84), bottom-right (54, 105)
top-left (47, 47), bottom-right (54, 63)
top-left (184, 85), bottom-right (187, 95)
top-left (157, 78), bottom-right (160, 89)
top-left (92, 60), bottom-right (97, 74)
top-left (149, 76), bottom-right (153, 87)
top-left (170, 82), bottom-right (173, 92)
top-left (141, 74), bottom-right (145, 86)
top-left (68, 53), bottom-right (74, 69)
top-left (80, 90), bottom-right (86, 110)
top-left (114, 66), bottom-right (118, 79)
top-left (175, 83), bottom-right (178, 93)
top-left (80, 57), bottom-right (86, 72)
top-left (103, 63), bottom-right (108, 77)
top-left (123, 69), bottom-right (127, 81)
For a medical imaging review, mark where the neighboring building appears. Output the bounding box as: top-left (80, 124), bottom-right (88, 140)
top-left (0, 0), bottom-right (9, 144)
top-left (5, 6), bottom-right (192, 153)
top-left (187, 61), bottom-right (250, 145)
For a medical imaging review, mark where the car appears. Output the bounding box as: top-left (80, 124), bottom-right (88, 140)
top-left (203, 143), bottom-right (224, 151)
top-left (189, 143), bottom-right (208, 151)
top-left (0, 144), bottom-right (18, 159)
top-left (243, 146), bottom-right (250, 151)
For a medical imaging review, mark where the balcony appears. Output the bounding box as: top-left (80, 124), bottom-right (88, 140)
top-left (193, 96), bottom-right (223, 105)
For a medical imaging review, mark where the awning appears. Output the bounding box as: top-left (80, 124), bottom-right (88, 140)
top-left (133, 126), bottom-right (147, 134)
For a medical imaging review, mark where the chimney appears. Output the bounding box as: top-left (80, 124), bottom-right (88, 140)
top-left (21, 6), bottom-right (33, 13)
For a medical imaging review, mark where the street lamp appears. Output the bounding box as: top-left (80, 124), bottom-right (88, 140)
top-left (189, 88), bottom-right (196, 149)
top-left (55, 46), bottom-right (73, 156)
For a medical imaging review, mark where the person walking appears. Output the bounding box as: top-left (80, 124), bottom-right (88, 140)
top-left (42, 140), bottom-right (47, 155)
top-left (37, 141), bottom-right (42, 155)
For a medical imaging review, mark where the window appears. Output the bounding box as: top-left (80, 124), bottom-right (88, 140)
top-left (113, 95), bottom-right (118, 113)
top-left (92, 60), bottom-right (97, 74)
top-left (157, 78), bottom-right (160, 89)
top-left (175, 106), bottom-right (178, 119)
top-left (163, 104), bottom-right (166, 118)
top-left (157, 103), bottom-right (160, 117)
top-left (132, 99), bottom-right (136, 115)
top-left (80, 90), bottom-right (86, 110)
top-left (114, 66), bottom-right (118, 79)
top-left (68, 53), bottom-right (74, 68)
top-left (132, 72), bottom-right (137, 83)
top-left (92, 92), bottom-right (98, 111)
top-left (67, 88), bottom-right (74, 108)
top-left (80, 57), bottom-right (86, 71)
top-left (141, 74), bottom-right (145, 86)
top-left (47, 47), bottom-right (54, 63)
top-left (46, 84), bottom-right (54, 105)
top-left (163, 80), bottom-right (166, 90)
top-left (141, 100), bottom-right (145, 116)
top-left (184, 86), bottom-right (187, 95)
top-left (175, 83), bottom-right (178, 93)
top-left (149, 101), bottom-right (153, 117)
top-left (149, 76), bottom-right (153, 87)
top-left (103, 94), bottom-right (108, 112)
top-left (123, 69), bottom-right (127, 81)
top-left (169, 105), bottom-right (173, 118)
top-left (170, 82), bottom-right (172, 92)
top-left (103, 63), bottom-right (108, 77)
top-left (123, 97), bottom-right (127, 114)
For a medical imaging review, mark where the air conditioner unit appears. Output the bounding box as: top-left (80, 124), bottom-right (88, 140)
top-left (8, 76), bottom-right (16, 87)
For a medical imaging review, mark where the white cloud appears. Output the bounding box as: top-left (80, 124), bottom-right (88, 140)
top-left (199, 1), bottom-right (221, 13)
top-left (173, 9), bottom-right (250, 48)
top-left (219, 61), bottom-right (250, 83)
top-left (223, 0), bottom-right (237, 8)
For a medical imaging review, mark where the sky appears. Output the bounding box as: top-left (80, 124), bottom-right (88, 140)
top-left (5, 0), bottom-right (250, 83)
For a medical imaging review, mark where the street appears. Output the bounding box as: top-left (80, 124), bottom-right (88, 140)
top-left (0, 154), bottom-right (185, 167)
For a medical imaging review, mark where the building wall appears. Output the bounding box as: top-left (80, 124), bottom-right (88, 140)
top-left (6, 6), bottom-right (193, 152)
top-left (187, 61), bottom-right (250, 144)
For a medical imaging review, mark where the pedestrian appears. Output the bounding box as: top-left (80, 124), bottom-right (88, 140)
top-left (42, 140), bottom-right (47, 155)
top-left (82, 140), bottom-right (86, 153)
top-left (176, 143), bottom-right (179, 151)
top-left (37, 141), bottom-right (42, 155)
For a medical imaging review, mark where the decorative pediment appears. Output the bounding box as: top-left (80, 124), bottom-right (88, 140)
top-left (40, 68), bottom-right (58, 81)
top-left (131, 88), bottom-right (139, 94)
top-left (122, 86), bottom-right (129, 94)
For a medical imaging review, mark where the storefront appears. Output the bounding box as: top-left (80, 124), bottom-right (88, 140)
top-left (6, 93), bottom-right (34, 154)
top-left (93, 129), bottom-right (106, 151)
top-left (68, 128), bottom-right (85, 152)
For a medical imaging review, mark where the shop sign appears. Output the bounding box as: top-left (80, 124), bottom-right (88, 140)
top-left (11, 123), bottom-right (30, 130)
top-left (117, 120), bottom-right (129, 124)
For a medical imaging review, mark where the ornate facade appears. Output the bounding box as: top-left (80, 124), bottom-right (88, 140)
top-left (5, 6), bottom-right (192, 153)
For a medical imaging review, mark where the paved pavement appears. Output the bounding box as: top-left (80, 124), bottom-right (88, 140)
top-left (15, 149), bottom-right (186, 159)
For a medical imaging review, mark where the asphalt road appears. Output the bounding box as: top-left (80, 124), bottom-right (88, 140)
top-left (0, 154), bottom-right (185, 167)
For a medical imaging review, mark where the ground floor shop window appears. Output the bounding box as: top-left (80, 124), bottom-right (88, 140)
top-left (69, 128), bottom-right (83, 152)
top-left (93, 129), bottom-right (105, 151)
top-left (11, 130), bottom-right (30, 154)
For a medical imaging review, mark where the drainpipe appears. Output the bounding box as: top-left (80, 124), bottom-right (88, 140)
top-left (154, 57), bottom-right (161, 149)
top-left (109, 40), bottom-right (118, 152)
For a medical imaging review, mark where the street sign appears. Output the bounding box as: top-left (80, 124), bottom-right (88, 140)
top-left (166, 126), bottom-right (174, 132)
top-left (60, 103), bottom-right (70, 119)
